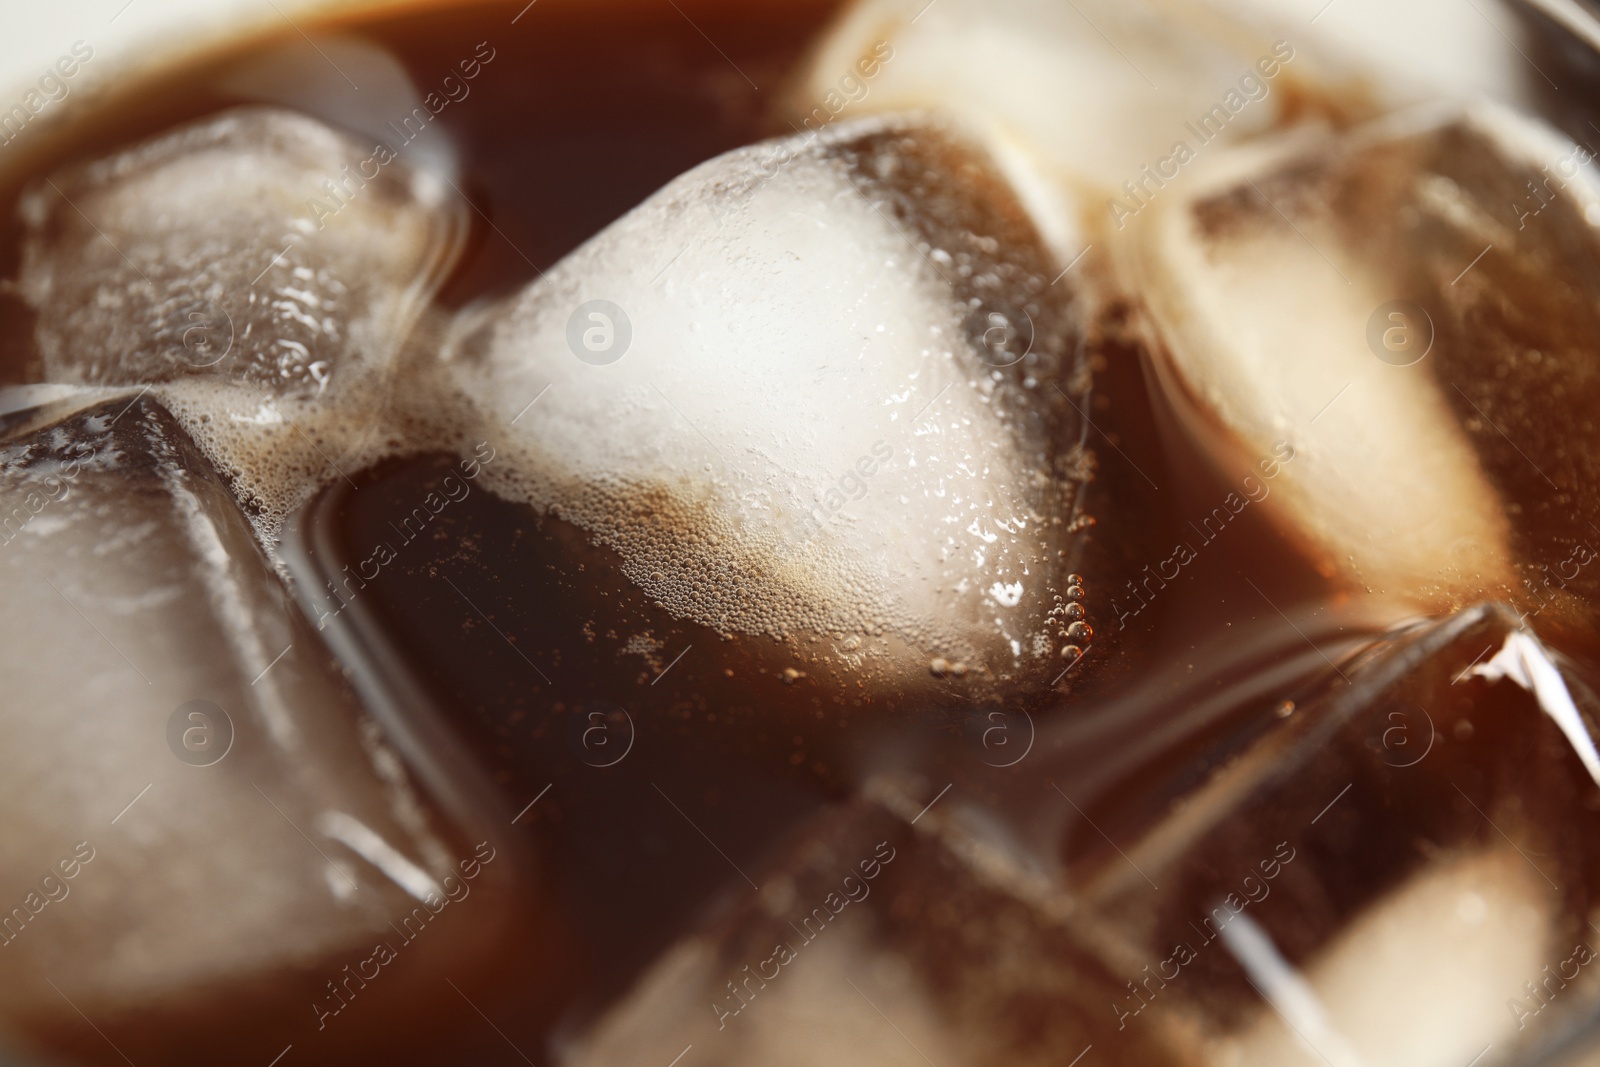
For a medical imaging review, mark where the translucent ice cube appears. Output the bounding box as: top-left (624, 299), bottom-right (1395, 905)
top-left (221, 34), bottom-right (461, 182)
top-left (563, 781), bottom-right (1178, 1067)
top-left (791, 0), bottom-right (1365, 258)
top-left (1119, 103), bottom-right (1600, 625)
top-left (1051, 604), bottom-right (1600, 1066)
top-left (14, 106), bottom-right (465, 539)
top-left (796, 0), bottom-right (1532, 259)
top-left (0, 394), bottom-right (523, 1059)
top-left (442, 117), bottom-right (1091, 695)
top-left (17, 105), bottom-right (458, 394)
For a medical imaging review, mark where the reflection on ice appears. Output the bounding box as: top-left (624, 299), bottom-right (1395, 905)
top-left (1471, 630), bottom-right (1600, 788)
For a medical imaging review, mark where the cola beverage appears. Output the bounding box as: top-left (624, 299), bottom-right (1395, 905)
top-left (5, 1), bottom-right (1600, 1065)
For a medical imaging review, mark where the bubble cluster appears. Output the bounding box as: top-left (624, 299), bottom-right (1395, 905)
top-left (1046, 576), bottom-right (1091, 667)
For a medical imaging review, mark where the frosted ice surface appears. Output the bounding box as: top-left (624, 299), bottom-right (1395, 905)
top-left (17, 106), bottom-right (457, 394)
top-left (14, 106), bottom-right (465, 536)
top-left (443, 117), bottom-right (1091, 691)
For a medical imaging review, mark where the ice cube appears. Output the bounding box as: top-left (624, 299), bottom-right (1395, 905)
top-left (560, 789), bottom-right (1175, 1067)
top-left (795, 0), bottom-right (1534, 260)
top-left (17, 105), bottom-right (459, 394)
top-left (14, 106), bottom-right (465, 539)
top-left (1118, 104), bottom-right (1600, 624)
top-left (790, 0), bottom-right (1366, 259)
top-left (441, 117), bottom-right (1091, 695)
top-left (1231, 0), bottom-right (1542, 108)
top-left (566, 902), bottom-right (964, 1067)
top-left (1047, 604), bottom-right (1600, 1065)
top-left (1224, 848), bottom-right (1554, 1066)
top-left (221, 34), bottom-right (461, 182)
top-left (0, 394), bottom-right (525, 1060)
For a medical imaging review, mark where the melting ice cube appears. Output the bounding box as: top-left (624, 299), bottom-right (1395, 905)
top-left (1118, 104), bottom-right (1600, 624)
top-left (0, 393), bottom-right (520, 1050)
top-left (791, 0), bottom-right (1368, 258)
top-left (441, 117), bottom-right (1091, 694)
top-left (17, 106), bottom-right (459, 395)
top-left (14, 106), bottom-right (465, 538)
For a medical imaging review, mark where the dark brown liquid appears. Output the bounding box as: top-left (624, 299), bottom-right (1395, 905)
top-left (0, 3), bottom-right (1501, 1066)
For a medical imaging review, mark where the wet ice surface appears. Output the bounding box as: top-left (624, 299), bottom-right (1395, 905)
top-left (443, 117), bottom-right (1090, 695)
top-left (0, 393), bottom-right (521, 1057)
top-left (1118, 104), bottom-right (1600, 632)
top-left (17, 106), bottom-right (458, 395)
top-left (14, 106), bottom-right (465, 538)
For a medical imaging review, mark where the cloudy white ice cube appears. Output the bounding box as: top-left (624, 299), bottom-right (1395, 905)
top-left (442, 117), bottom-right (1090, 692)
